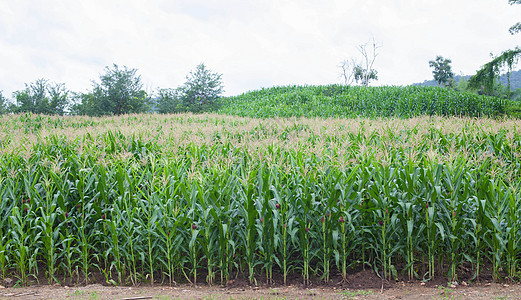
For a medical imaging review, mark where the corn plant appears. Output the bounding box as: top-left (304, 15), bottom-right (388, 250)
top-left (75, 168), bottom-right (99, 284)
top-left (439, 162), bottom-right (468, 282)
top-left (484, 178), bottom-right (510, 281)
top-left (219, 85), bottom-right (504, 118)
top-left (256, 166), bottom-right (276, 284)
top-left (136, 185), bottom-right (161, 286)
top-left (296, 181), bottom-right (314, 285)
top-left (272, 179), bottom-right (299, 285)
top-left (506, 189), bottom-right (520, 279)
top-left (237, 167), bottom-right (258, 285)
top-left (333, 168), bottom-right (359, 282)
top-left (10, 205), bottom-right (39, 285)
top-left (0, 112), bottom-right (520, 287)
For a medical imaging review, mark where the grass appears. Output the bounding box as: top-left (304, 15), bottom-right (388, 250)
top-left (88, 291), bottom-right (100, 300)
top-left (435, 286), bottom-right (460, 300)
top-left (67, 290), bottom-right (87, 297)
top-left (339, 289), bottom-right (374, 299)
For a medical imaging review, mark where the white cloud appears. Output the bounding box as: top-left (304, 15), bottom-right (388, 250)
top-left (0, 0), bottom-right (520, 98)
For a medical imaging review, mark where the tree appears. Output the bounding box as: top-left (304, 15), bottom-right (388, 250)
top-left (178, 63), bottom-right (224, 112)
top-left (468, 48), bottom-right (521, 95)
top-left (0, 91), bottom-right (8, 114)
top-left (339, 38), bottom-right (381, 86)
top-left (354, 65), bottom-right (378, 86)
top-left (339, 58), bottom-right (357, 85)
top-left (73, 64), bottom-right (149, 116)
top-left (468, 1), bottom-right (521, 95)
top-left (154, 88), bottom-right (185, 114)
top-left (357, 39), bottom-right (381, 86)
top-left (509, 0), bottom-right (521, 35)
top-left (429, 56), bottom-right (455, 87)
top-left (47, 83), bottom-right (69, 115)
top-left (13, 79), bottom-right (69, 115)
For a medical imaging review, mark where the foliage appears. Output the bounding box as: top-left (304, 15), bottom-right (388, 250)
top-left (0, 91), bottom-right (7, 114)
top-left (469, 1), bottom-right (520, 95)
top-left (177, 63), bottom-right (224, 113)
top-left (356, 38), bottom-right (381, 86)
top-left (505, 101), bottom-right (521, 118)
top-left (338, 60), bottom-right (378, 86)
top-left (353, 66), bottom-right (378, 86)
top-left (72, 64), bottom-right (149, 116)
top-left (429, 56), bottom-right (455, 87)
top-left (12, 79), bottom-right (69, 115)
top-left (338, 59), bottom-right (357, 85)
top-left (154, 88), bottom-right (186, 114)
top-left (510, 22), bottom-right (521, 35)
top-left (509, 0), bottom-right (521, 34)
top-left (0, 113), bottom-right (520, 286)
top-left (219, 84), bottom-right (504, 118)
top-left (417, 69), bottom-right (521, 91)
top-left (339, 39), bottom-right (381, 86)
top-left (468, 48), bottom-right (521, 95)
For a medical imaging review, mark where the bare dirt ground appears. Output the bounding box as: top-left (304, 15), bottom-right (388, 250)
top-left (1, 270), bottom-right (520, 299)
top-left (1, 281), bottom-right (521, 300)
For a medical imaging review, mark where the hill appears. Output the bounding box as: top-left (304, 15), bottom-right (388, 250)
top-left (218, 85), bottom-right (504, 118)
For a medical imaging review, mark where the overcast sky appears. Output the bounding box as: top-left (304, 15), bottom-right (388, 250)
top-left (1, 0), bottom-right (520, 97)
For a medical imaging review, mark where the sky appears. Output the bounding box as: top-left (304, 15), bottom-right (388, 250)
top-left (1, 0), bottom-right (520, 98)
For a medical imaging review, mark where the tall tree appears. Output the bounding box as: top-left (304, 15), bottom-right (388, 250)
top-left (509, 0), bottom-right (521, 34)
top-left (154, 88), bottom-right (185, 114)
top-left (354, 65), bottom-right (378, 86)
top-left (469, 1), bottom-right (521, 95)
top-left (357, 38), bottom-right (381, 86)
top-left (13, 79), bottom-right (69, 115)
top-left (339, 38), bottom-right (381, 86)
top-left (468, 48), bottom-right (521, 95)
top-left (339, 58), bottom-right (357, 85)
top-left (178, 63), bottom-right (224, 112)
top-left (0, 91), bottom-right (7, 114)
top-left (73, 64), bottom-right (149, 116)
top-left (47, 83), bottom-right (69, 115)
top-left (429, 56), bottom-right (455, 87)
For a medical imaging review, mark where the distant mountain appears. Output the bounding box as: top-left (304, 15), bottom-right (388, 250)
top-left (415, 69), bottom-right (521, 90)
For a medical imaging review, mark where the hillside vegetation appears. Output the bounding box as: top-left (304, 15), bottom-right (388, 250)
top-left (219, 85), bottom-right (504, 118)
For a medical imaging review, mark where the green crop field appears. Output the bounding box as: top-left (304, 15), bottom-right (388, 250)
top-left (0, 112), bottom-right (520, 286)
top-left (218, 85), bottom-right (505, 118)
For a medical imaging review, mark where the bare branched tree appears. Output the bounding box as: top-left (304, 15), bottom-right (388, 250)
top-left (339, 38), bottom-right (382, 86)
top-left (358, 38), bottom-right (382, 86)
top-left (338, 58), bottom-right (358, 85)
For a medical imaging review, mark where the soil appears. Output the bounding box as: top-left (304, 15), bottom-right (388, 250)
top-left (1, 270), bottom-right (520, 299)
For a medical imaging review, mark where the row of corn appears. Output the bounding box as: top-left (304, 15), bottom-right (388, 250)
top-left (220, 85), bottom-right (505, 118)
top-left (0, 113), bottom-right (519, 286)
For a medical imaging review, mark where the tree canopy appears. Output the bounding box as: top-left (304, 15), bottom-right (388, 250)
top-left (429, 56), bottom-right (455, 87)
top-left (73, 64), bottom-right (149, 116)
top-left (468, 0), bottom-right (521, 95)
top-left (177, 63), bottom-right (224, 113)
top-left (468, 48), bottom-right (521, 94)
top-left (12, 79), bottom-right (69, 115)
top-left (354, 66), bottom-right (378, 86)
top-left (0, 91), bottom-right (7, 114)
top-left (154, 88), bottom-right (184, 114)
top-left (339, 39), bottom-right (381, 86)
top-left (509, 0), bottom-right (521, 34)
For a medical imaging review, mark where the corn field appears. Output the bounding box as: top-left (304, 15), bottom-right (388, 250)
top-left (219, 85), bottom-right (505, 118)
top-left (0, 113), bottom-right (520, 286)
